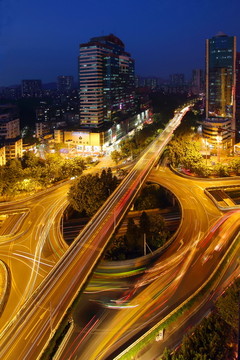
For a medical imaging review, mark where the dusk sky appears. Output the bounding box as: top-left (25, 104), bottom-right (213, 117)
top-left (1, 0), bottom-right (240, 86)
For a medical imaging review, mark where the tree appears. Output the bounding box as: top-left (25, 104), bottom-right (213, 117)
top-left (230, 158), bottom-right (240, 175)
top-left (216, 279), bottom-right (240, 330)
top-left (111, 150), bottom-right (122, 165)
top-left (161, 347), bottom-right (172, 360)
top-left (139, 211), bottom-right (150, 234)
top-left (134, 184), bottom-right (162, 210)
top-left (68, 174), bottom-right (105, 217)
top-left (148, 213), bottom-right (169, 249)
top-left (125, 218), bottom-right (140, 255)
top-left (172, 313), bottom-right (234, 360)
top-left (2, 159), bottom-right (23, 195)
top-left (104, 235), bottom-right (128, 260)
top-left (21, 151), bottom-right (44, 169)
top-left (120, 137), bottom-right (135, 158)
top-left (68, 169), bottom-right (117, 217)
top-left (213, 163), bottom-right (229, 177)
top-left (100, 168), bottom-right (118, 196)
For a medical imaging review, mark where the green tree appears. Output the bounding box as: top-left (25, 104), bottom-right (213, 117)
top-left (120, 137), bottom-right (136, 159)
top-left (230, 158), bottom-right (240, 175)
top-left (174, 313), bottom-right (234, 360)
top-left (2, 159), bottom-right (23, 195)
top-left (125, 218), bottom-right (140, 254)
top-left (21, 151), bottom-right (44, 169)
top-left (216, 279), bottom-right (240, 330)
top-left (68, 174), bottom-right (105, 216)
top-left (45, 153), bottom-right (64, 181)
top-left (213, 163), bottom-right (229, 177)
top-left (104, 235), bottom-right (128, 260)
top-left (100, 168), bottom-right (118, 196)
top-left (111, 150), bottom-right (122, 164)
top-left (68, 169), bottom-right (117, 217)
top-left (161, 347), bottom-right (173, 360)
top-left (148, 213), bottom-right (169, 249)
top-left (134, 184), bottom-right (162, 210)
top-left (139, 211), bottom-right (150, 234)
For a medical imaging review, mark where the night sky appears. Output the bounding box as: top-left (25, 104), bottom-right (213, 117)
top-left (1, 0), bottom-right (240, 86)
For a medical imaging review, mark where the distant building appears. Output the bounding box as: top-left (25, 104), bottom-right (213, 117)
top-left (0, 104), bottom-right (22, 161)
top-left (191, 69), bottom-right (204, 95)
top-left (0, 86), bottom-right (21, 100)
top-left (203, 33), bottom-right (236, 147)
top-left (169, 73), bottom-right (185, 86)
top-left (79, 33), bottom-right (135, 128)
top-left (57, 76), bottom-right (74, 94)
top-left (0, 104), bottom-right (20, 139)
top-left (162, 73), bottom-right (189, 94)
top-left (236, 52), bottom-right (240, 142)
top-left (21, 80), bottom-right (42, 97)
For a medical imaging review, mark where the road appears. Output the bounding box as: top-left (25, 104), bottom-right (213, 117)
top-left (59, 167), bottom-right (240, 360)
top-left (0, 107), bottom-right (191, 359)
top-left (0, 183), bottom-right (70, 330)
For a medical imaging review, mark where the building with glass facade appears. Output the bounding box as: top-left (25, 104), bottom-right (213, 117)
top-left (203, 33), bottom-right (236, 147)
top-left (79, 34), bottom-right (135, 128)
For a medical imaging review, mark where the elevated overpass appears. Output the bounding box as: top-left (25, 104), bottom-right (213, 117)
top-left (0, 107), bottom-right (191, 360)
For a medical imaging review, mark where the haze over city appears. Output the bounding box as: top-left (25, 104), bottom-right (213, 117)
top-left (1, 0), bottom-right (240, 86)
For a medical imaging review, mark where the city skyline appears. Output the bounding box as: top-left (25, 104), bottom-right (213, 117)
top-left (1, 0), bottom-right (240, 86)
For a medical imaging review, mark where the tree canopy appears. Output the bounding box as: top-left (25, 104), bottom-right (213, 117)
top-left (68, 168), bottom-right (117, 217)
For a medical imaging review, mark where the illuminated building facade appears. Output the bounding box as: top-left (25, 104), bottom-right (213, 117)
top-left (203, 33), bottom-right (236, 147)
top-left (54, 109), bottom-right (149, 154)
top-left (79, 34), bottom-right (135, 128)
top-left (0, 104), bottom-right (22, 161)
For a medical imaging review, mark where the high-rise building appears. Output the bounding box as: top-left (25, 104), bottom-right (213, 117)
top-left (79, 34), bottom-right (135, 128)
top-left (57, 76), bottom-right (74, 94)
top-left (191, 69), bottom-right (204, 95)
top-left (21, 80), bottom-right (42, 97)
top-left (236, 53), bottom-right (240, 142)
top-left (203, 33), bottom-right (236, 147)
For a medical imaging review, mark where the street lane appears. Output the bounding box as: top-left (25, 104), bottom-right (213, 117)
top-left (0, 107), bottom-right (191, 359)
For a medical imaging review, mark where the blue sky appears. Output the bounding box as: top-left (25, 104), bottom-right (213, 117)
top-left (0, 0), bottom-right (240, 86)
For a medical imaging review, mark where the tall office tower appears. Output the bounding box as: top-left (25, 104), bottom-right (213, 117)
top-left (79, 34), bottom-right (135, 128)
top-left (236, 53), bottom-right (240, 142)
top-left (192, 69), bottom-right (204, 95)
top-left (57, 76), bottom-right (74, 94)
top-left (204, 33), bottom-right (236, 147)
top-left (21, 80), bottom-right (42, 97)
